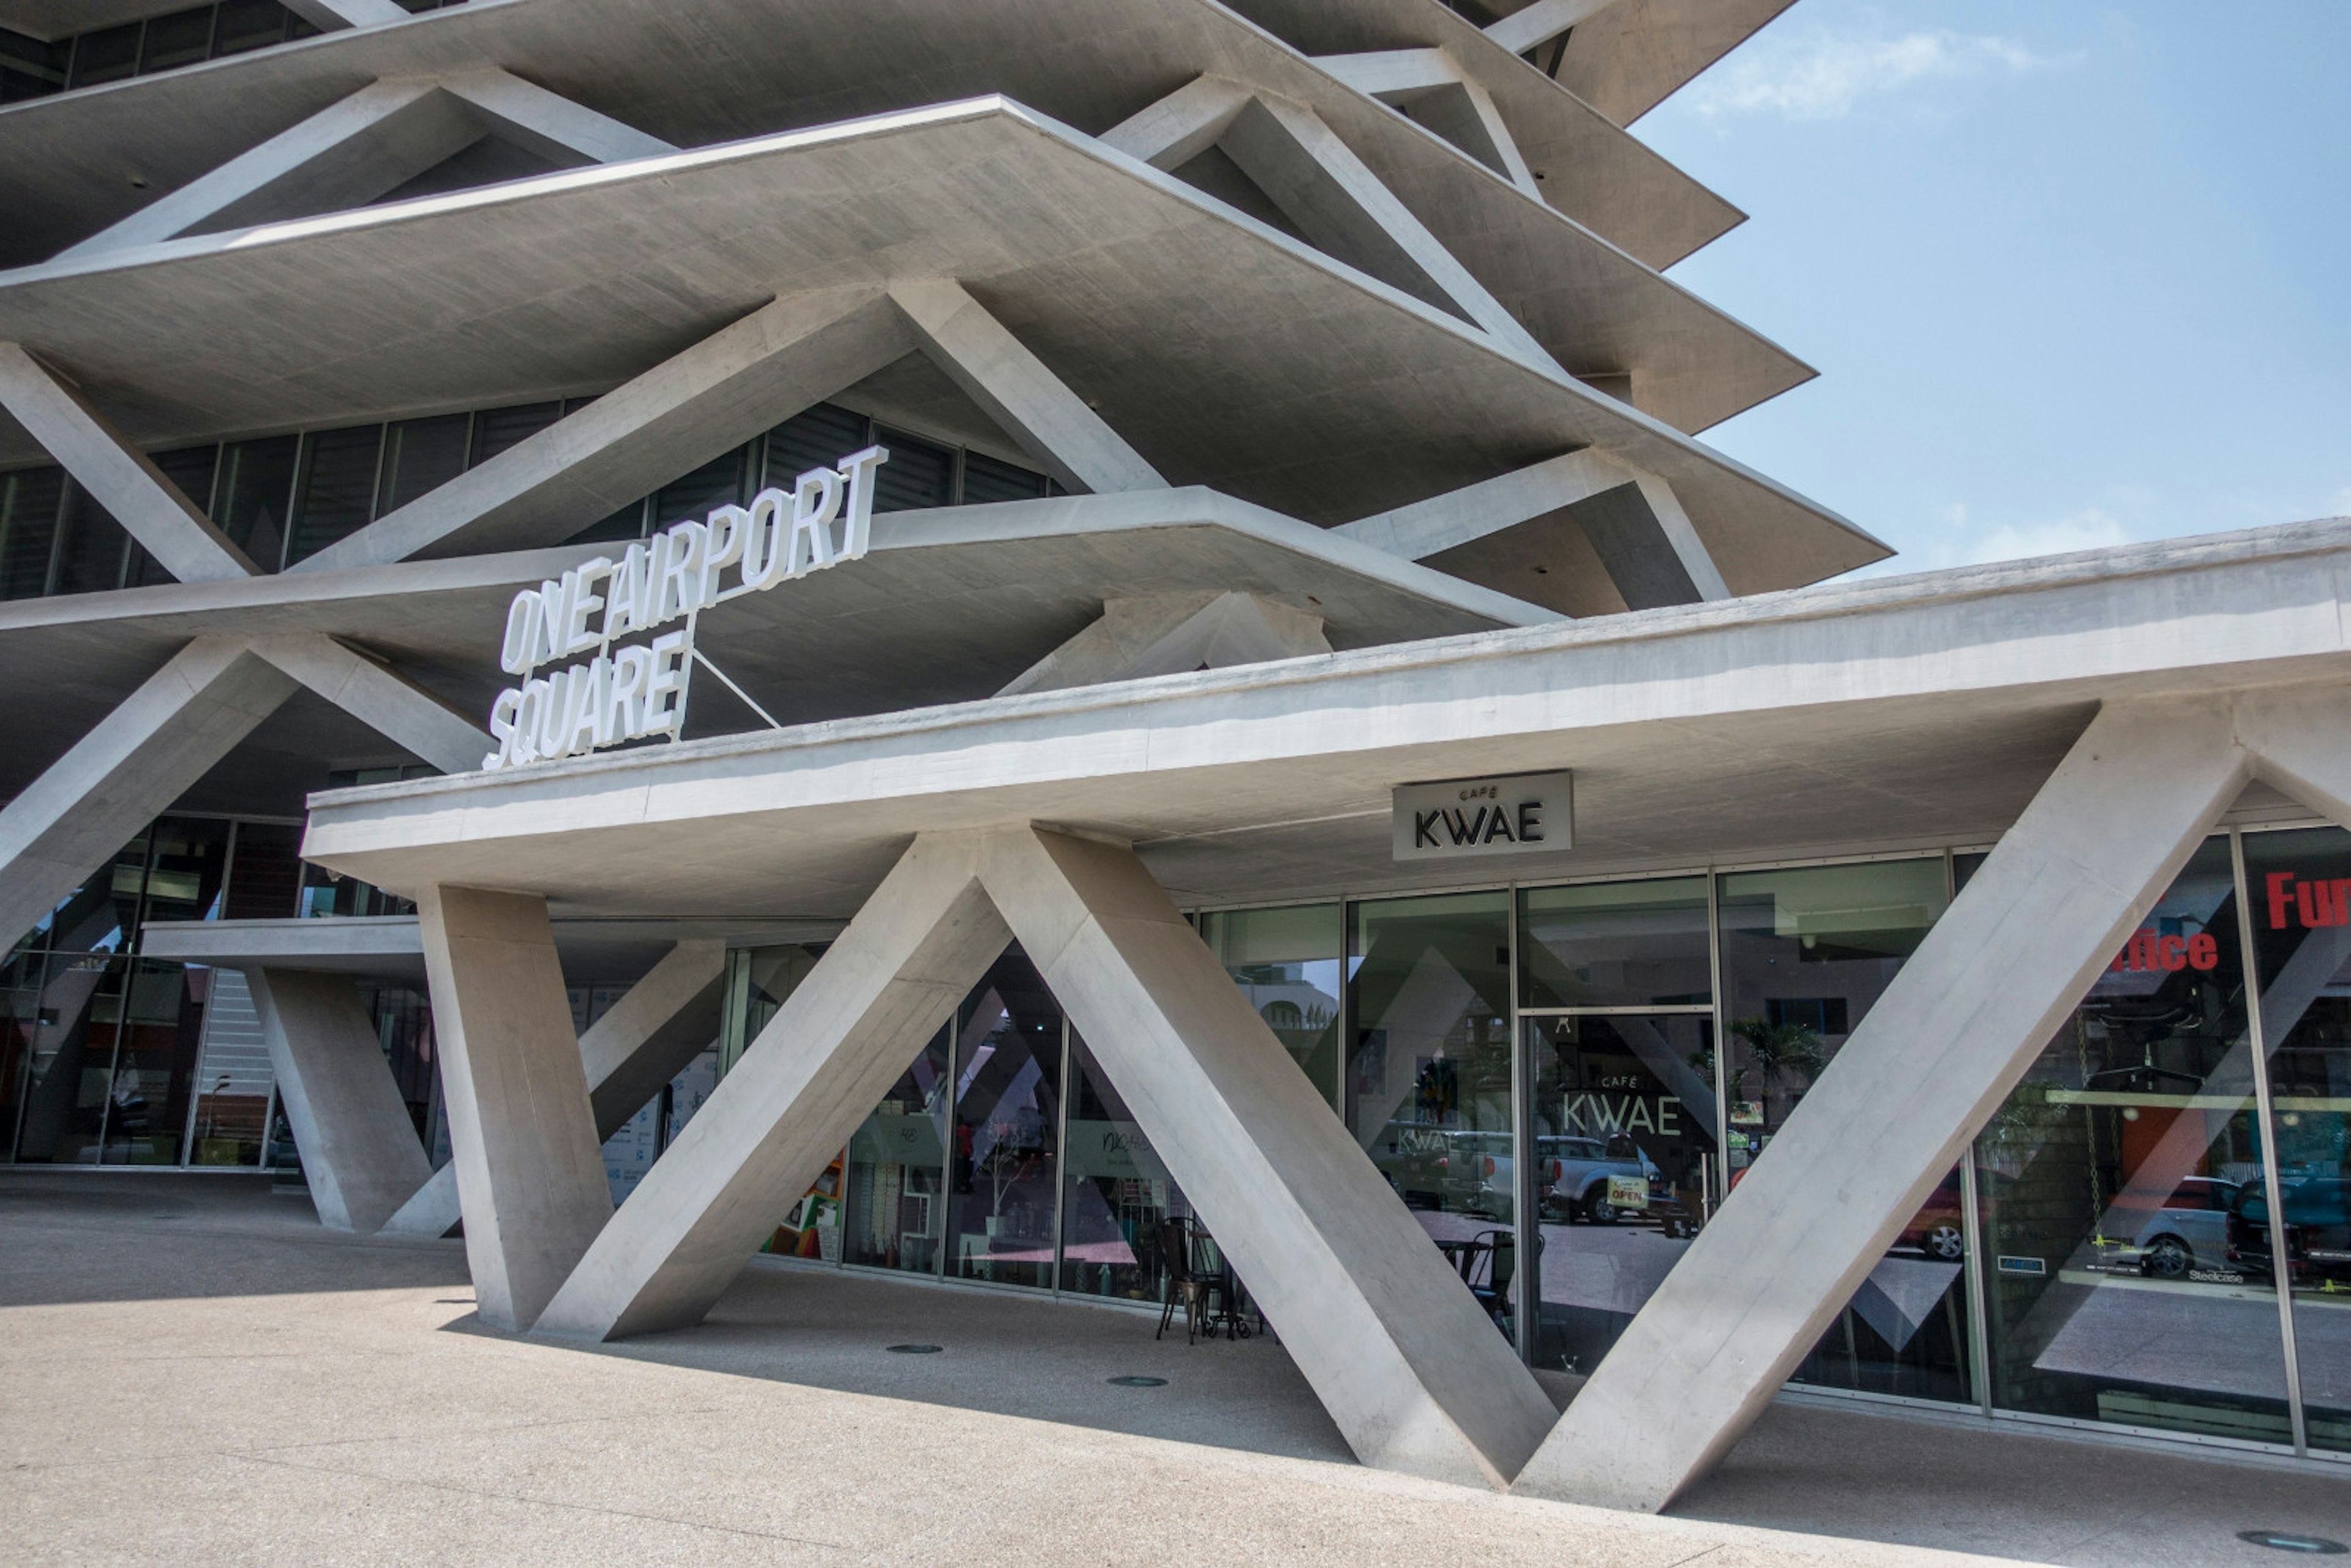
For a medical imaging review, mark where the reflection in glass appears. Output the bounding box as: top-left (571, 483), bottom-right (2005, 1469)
top-left (8, 954), bottom-right (129, 1163)
top-left (1520, 877), bottom-right (1711, 1010)
top-left (2243, 827), bottom-right (2351, 1452)
top-left (1060, 1030), bottom-right (1191, 1302)
top-left (184, 969), bottom-right (269, 1166)
top-left (846, 1024), bottom-right (950, 1275)
top-left (948, 951), bottom-right (1062, 1288)
top-left (100, 960), bottom-right (206, 1165)
top-left (1977, 835), bottom-right (2290, 1442)
top-left (1199, 904), bottom-right (1342, 1108)
top-left (1348, 893), bottom-right (1515, 1337)
top-left (1526, 1013), bottom-right (1715, 1373)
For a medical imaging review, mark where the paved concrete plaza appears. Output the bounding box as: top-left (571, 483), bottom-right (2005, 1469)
top-left (1, 1170), bottom-right (2344, 1566)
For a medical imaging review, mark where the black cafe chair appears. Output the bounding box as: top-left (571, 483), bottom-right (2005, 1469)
top-left (1155, 1216), bottom-right (1213, 1344)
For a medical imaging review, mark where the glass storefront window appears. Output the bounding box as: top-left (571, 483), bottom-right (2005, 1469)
top-left (846, 1024), bottom-right (950, 1275)
top-left (1060, 1030), bottom-right (1190, 1302)
top-left (1976, 835), bottom-right (2290, 1443)
top-left (1520, 876), bottom-right (1711, 1010)
top-left (1524, 1011), bottom-right (1717, 1374)
top-left (184, 969), bottom-right (269, 1167)
top-left (2242, 826), bottom-right (2351, 1453)
top-left (1198, 903), bottom-right (1342, 1108)
top-left (947, 950), bottom-right (1062, 1288)
top-left (1348, 892), bottom-right (1515, 1335)
top-left (1718, 856), bottom-right (1970, 1403)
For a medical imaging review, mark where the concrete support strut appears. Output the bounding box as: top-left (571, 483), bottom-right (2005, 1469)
top-left (0, 345), bottom-right (257, 582)
top-left (56, 71), bottom-right (672, 262)
top-left (1314, 50), bottom-right (1540, 196)
top-left (997, 591), bottom-right (1329, 697)
top-left (247, 969), bottom-right (433, 1234)
top-left (298, 288), bottom-right (911, 571)
top-left (380, 937), bottom-right (726, 1240)
top-left (0, 639), bottom-right (293, 950)
top-left (888, 280), bottom-right (1164, 497)
top-left (1513, 696), bottom-right (2257, 1512)
top-left (533, 827), bottom-right (1553, 1489)
top-left (247, 634), bottom-right (487, 777)
top-left (417, 885), bottom-right (611, 1331)
top-left (281, 0), bottom-right (408, 28)
top-left (1337, 448), bottom-right (1728, 608)
top-left (1484, 0), bottom-right (1629, 56)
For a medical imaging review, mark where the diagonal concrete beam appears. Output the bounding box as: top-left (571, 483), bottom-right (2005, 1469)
top-left (248, 968), bottom-right (433, 1234)
top-left (380, 937), bottom-right (728, 1240)
top-left (297, 288), bottom-right (912, 572)
top-left (0, 639), bottom-right (293, 951)
top-left (1100, 74), bottom-right (1254, 170)
top-left (888, 280), bottom-right (1164, 496)
top-left (247, 633), bottom-right (487, 776)
top-left (58, 73), bottom-right (672, 263)
top-left (282, 0), bottom-right (408, 26)
top-left (1513, 696), bottom-right (2256, 1512)
top-left (0, 345), bottom-right (257, 582)
top-left (1219, 95), bottom-right (1553, 366)
top-left (1485, 0), bottom-right (1630, 56)
top-left (533, 836), bottom-right (1011, 1340)
top-left (996, 591), bottom-right (1329, 697)
top-left (1337, 448), bottom-right (1727, 608)
top-left (980, 827), bottom-right (1557, 1488)
top-left (1314, 50), bottom-right (1541, 197)
top-left (418, 885), bottom-right (612, 1332)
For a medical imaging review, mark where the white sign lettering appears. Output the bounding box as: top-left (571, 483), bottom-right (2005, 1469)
top-left (1390, 770), bottom-right (1573, 860)
top-left (484, 445), bottom-right (887, 768)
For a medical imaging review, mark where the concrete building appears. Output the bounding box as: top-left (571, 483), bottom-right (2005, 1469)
top-left (1, 0), bottom-right (2346, 1515)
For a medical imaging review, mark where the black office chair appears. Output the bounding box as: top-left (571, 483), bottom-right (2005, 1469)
top-left (1467, 1228), bottom-right (1537, 1335)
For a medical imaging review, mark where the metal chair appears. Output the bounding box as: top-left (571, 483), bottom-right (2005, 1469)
top-left (1155, 1215), bottom-right (1212, 1343)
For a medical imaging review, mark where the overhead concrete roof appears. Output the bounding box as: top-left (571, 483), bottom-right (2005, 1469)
top-left (0, 0), bottom-right (1740, 276)
top-left (0, 98), bottom-right (1878, 591)
top-left (0, 487), bottom-right (1546, 800)
top-left (138, 913), bottom-right (842, 985)
top-left (299, 517), bottom-right (2351, 918)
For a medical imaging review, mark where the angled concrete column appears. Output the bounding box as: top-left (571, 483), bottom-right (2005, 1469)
top-left (1218, 95), bottom-right (1552, 365)
top-left (533, 838), bottom-right (1010, 1340)
top-left (997, 591), bottom-right (1328, 696)
top-left (978, 827), bottom-right (1556, 1488)
top-left (1336, 449), bottom-right (1727, 608)
top-left (0, 639), bottom-right (293, 950)
top-left (247, 969), bottom-right (433, 1234)
top-left (298, 288), bottom-right (910, 571)
top-left (2241, 685), bottom-right (2351, 825)
top-left (1484, 0), bottom-right (1629, 55)
top-left (281, 0), bottom-right (408, 27)
top-left (438, 70), bottom-right (675, 166)
top-left (380, 937), bottom-right (727, 1240)
top-left (247, 634), bottom-right (487, 776)
top-left (1514, 697), bottom-right (2254, 1512)
top-left (0, 346), bottom-right (256, 580)
top-left (888, 280), bottom-right (1163, 495)
top-left (418, 886), bottom-right (610, 1331)
top-left (1314, 50), bottom-right (1540, 195)
top-left (1101, 74), bottom-right (1253, 169)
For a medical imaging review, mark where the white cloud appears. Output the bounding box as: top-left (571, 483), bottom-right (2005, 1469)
top-left (1686, 25), bottom-right (2057, 121)
top-left (1959, 506), bottom-right (2132, 566)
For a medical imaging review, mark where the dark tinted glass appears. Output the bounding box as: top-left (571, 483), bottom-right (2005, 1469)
top-left (763, 402), bottom-right (868, 487)
top-left (67, 23), bottom-right (141, 86)
top-left (960, 450), bottom-right (1051, 506)
top-left (947, 949), bottom-right (1063, 1289)
top-left (128, 445), bottom-right (222, 587)
top-left (1520, 876), bottom-right (1712, 1009)
top-left (0, 28), bottom-right (70, 100)
top-left (223, 822), bottom-right (302, 921)
top-left (651, 446), bottom-right (748, 530)
top-left (212, 435), bottom-right (298, 569)
top-left (51, 482), bottom-right (129, 595)
top-left (376, 413), bottom-right (469, 514)
top-left (285, 426), bottom-right (381, 565)
top-left (871, 426), bottom-right (953, 513)
top-left (846, 1024), bottom-right (950, 1274)
top-left (139, 7), bottom-right (215, 71)
top-left (468, 402), bottom-right (561, 465)
top-left (211, 0), bottom-right (291, 56)
top-left (0, 466), bottom-right (64, 599)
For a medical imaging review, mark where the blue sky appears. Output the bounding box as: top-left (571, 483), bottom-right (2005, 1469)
top-left (1636, 2), bottom-right (2350, 575)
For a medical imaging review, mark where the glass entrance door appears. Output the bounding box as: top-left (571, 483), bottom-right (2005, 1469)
top-left (1522, 1013), bottom-right (1719, 1375)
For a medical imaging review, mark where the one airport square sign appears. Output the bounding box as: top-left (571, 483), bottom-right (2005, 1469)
top-left (1392, 771), bottom-right (1572, 861)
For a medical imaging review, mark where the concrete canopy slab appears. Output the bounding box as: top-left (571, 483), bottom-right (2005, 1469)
top-left (1541, 0), bottom-right (1799, 128)
top-left (297, 519), bottom-right (2351, 919)
top-left (0, 487), bottom-right (1544, 800)
top-left (0, 0), bottom-right (1738, 277)
top-left (0, 99), bottom-right (1876, 591)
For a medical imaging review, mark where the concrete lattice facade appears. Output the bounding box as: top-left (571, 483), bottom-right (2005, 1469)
top-left (4, 0), bottom-right (2349, 1514)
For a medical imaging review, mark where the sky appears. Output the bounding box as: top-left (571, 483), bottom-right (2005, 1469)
top-left (1633, 1), bottom-right (2351, 576)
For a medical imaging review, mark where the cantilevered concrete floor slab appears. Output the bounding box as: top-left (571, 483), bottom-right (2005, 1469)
top-left (0, 487), bottom-right (1543, 800)
top-left (300, 519), bottom-right (2351, 916)
top-left (0, 99), bottom-right (1869, 591)
top-left (0, 0), bottom-right (1741, 276)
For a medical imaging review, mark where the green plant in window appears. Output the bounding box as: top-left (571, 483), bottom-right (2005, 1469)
top-left (1728, 1015), bottom-right (1827, 1100)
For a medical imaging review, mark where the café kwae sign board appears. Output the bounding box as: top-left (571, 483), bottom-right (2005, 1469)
top-left (484, 445), bottom-right (887, 768)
